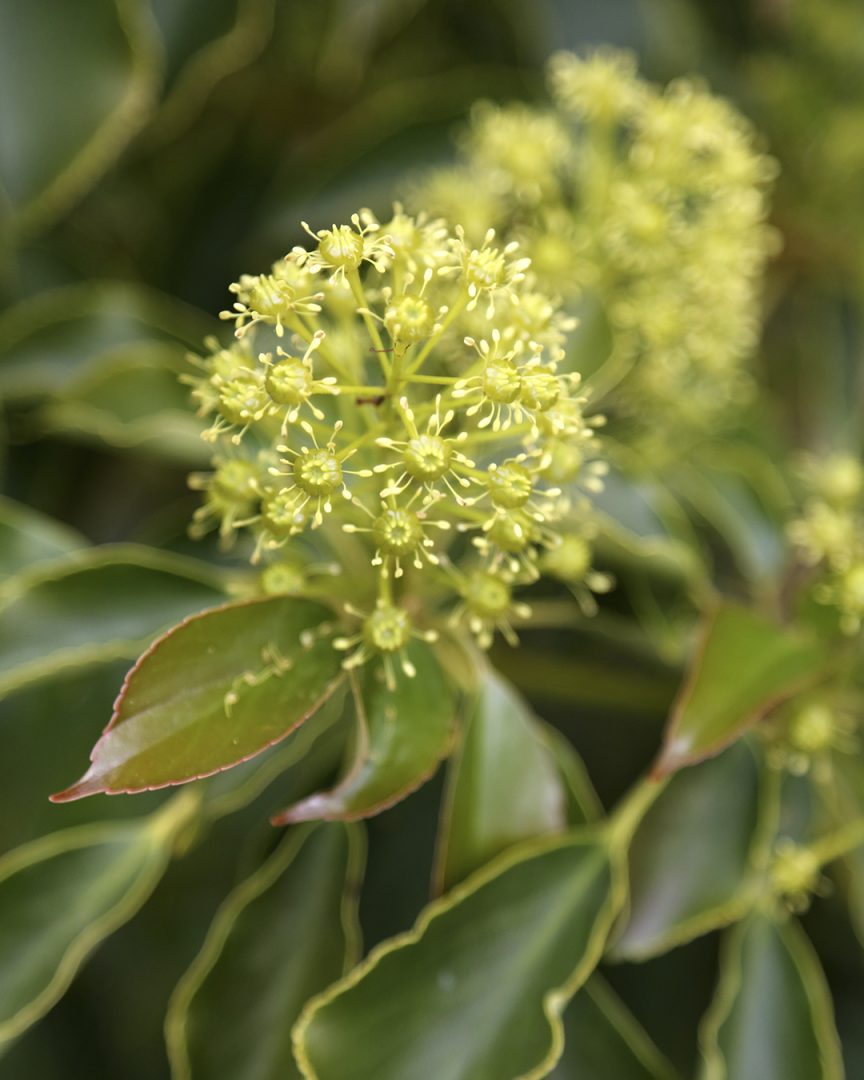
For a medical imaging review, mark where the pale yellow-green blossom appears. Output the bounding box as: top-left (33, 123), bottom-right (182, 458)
top-left (788, 452), bottom-right (864, 633)
top-left (413, 50), bottom-right (778, 458)
top-left (186, 209), bottom-right (606, 680)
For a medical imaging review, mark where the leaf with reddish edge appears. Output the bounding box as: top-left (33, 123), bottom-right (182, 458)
top-left (272, 641), bottom-right (456, 825)
top-left (51, 597), bottom-right (343, 801)
top-left (654, 604), bottom-right (829, 777)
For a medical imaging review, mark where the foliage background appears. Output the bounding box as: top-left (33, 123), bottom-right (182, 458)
top-left (1, 0), bottom-right (863, 1076)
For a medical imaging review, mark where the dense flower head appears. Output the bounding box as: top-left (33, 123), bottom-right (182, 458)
top-left (186, 208), bottom-right (606, 680)
top-left (788, 452), bottom-right (864, 634)
top-left (413, 49), bottom-right (778, 459)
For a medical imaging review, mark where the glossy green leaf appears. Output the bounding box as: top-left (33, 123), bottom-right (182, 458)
top-left (273, 642), bottom-right (455, 825)
top-left (612, 742), bottom-right (764, 961)
top-left (0, 794), bottom-right (196, 1047)
top-left (655, 605), bottom-right (828, 775)
top-left (0, 0), bottom-right (161, 234)
top-left (541, 722), bottom-right (603, 826)
top-left (699, 912), bottom-right (843, 1080)
top-left (434, 667), bottom-right (570, 893)
top-left (166, 823), bottom-right (363, 1080)
top-left (0, 664), bottom-right (168, 853)
top-left (294, 831), bottom-right (624, 1080)
top-left (37, 351), bottom-right (210, 464)
top-left (0, 546), bottom-right (227, 701)
top-left (0, 496), bottom-right (85, 578)
top-left (53, 595), bottom-right (343, 800)
top-left (0, 283), bottom-right (211, 400)
top-left (549, 976), bottom-right (678, 1080)
top-left (200, 690), bottom-right (348, 822)
top-left (822, 754), bottom-right (864, 947)
top-left (671, 463), bottom-right (787, 587)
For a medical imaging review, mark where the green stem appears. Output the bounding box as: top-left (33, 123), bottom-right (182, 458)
top-left (338, 385), bottom-right (388, 396)
top-left (347, 269), bottom-right (389, 373)
top-left (407, 292), bottom-right (467, 374)
top-left (607, 774), bottom-right (669, 851)
top-left (406, 373), bottom-right (458, 386)
top-left (811, 818), bottom-right (864, 868)
top-left (290, 315), bottom-right (352, 382)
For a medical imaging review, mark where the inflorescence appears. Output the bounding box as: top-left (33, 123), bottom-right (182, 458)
top-left (185, 208), bottom-right (607, 685)
top-left (788, 453), bottom-right (864, 634)
top-left (414, 50), bottom-right (779, 456)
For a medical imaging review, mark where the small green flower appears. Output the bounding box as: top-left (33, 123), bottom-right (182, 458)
top-left (334, 600), bottom-right (438, 689)
top-left (769, 840), bottom-right (827, 913)
top-left (186, 207), bottom-right (608, 672)
top-left (414, 49), bottom-right (777, 456)
top-left (789, 452), bottom-right (864, 635)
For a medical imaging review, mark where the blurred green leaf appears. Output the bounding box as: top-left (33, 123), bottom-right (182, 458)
top-left (0, 664), bottom-right (168, 854)
top-left (166, 823), bottom-right (364, 1080)
top-left (0, 793), bottom-right (196, 1048)
top-left (549, 975), bottom-right (679, 1080)
top-left (612, 742), bottom-right (765, 961)
top-left (671, 463), bottom-right (786, 590)
top-left (823, 754), bottom-right (864, 948)
top-left (314, 0), bottom-right (430, 91)
top-left (433, 667), bottom-right (571, 894)
top-left (148, 0), bottom-right (276, 142)
top-left (698, 912), bottom-right (844, 1080)
top-left (0, 283), bottom-right (211, 400)
top-left (0, 496), bottom-right (86, 577)
top-left (655, 605), bottom-right (829, 775)
top-left (591, 511), bottom-right (704, 663)
top-left (0, 0), bottom-right (161, 235)
top-left (37, 350), bottom-right (210, 464)
top-left (0, 545), bottom-right (227, 702)
top-left (494, 644), bottom-right (678, 716)
top-left (52, 595), bottom-right (343, 800)
top-left (273, 642), bottom-right (455, 825)
top-left (294, 831), bottom-right (624, 1080)
top-left (542, 722), bottom-right (603, 825)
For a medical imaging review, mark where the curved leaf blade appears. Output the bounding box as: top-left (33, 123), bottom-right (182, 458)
top-left (52, 596), bottom-right (343, 800)
top-left (0, 546), bottom-right (227, 701)
top-left (0, 795), bottom-right (195, 1047)
top-left (699, 913), bottom-right (843, 1080)
top-left (273, 642), bottom-right (455, 824)
top-left (0, 283), bottom-right (210, 400)
top-left (656, 605), bottom-right (828, 776)
top-left (0, 496), bottom-right (85, 578)
top-left (166, 823), bottom-right (364, 1080)
top-left (294, 832), bottom-right (624, 1080)
top-left (0, 0), bottom-right (160, 234)
top-left (550, 976), bottom-right (679, 1080)
top-left (149, 0), bottom-right (275, 141)
top-left (434, 667), bottom-right (571, 893)
top-left (37, 350), bottom-right (211, 464)
top-left (613, 742), bottom-right (764, 961)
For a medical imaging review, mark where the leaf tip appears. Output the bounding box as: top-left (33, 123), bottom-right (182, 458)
top-left (650, 734), bottom-right (690, 779)
top-left (271, 794), bottom-right (333, 827)
top-left (49, 772), bottom-right (104, 803)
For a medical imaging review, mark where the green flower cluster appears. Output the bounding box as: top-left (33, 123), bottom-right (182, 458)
top-left (185, 210), bottom-right (609, 684)
top-left (415, 50), bottom-right (779, 457)
top-left (788, 453), bottom-right (864, 633)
